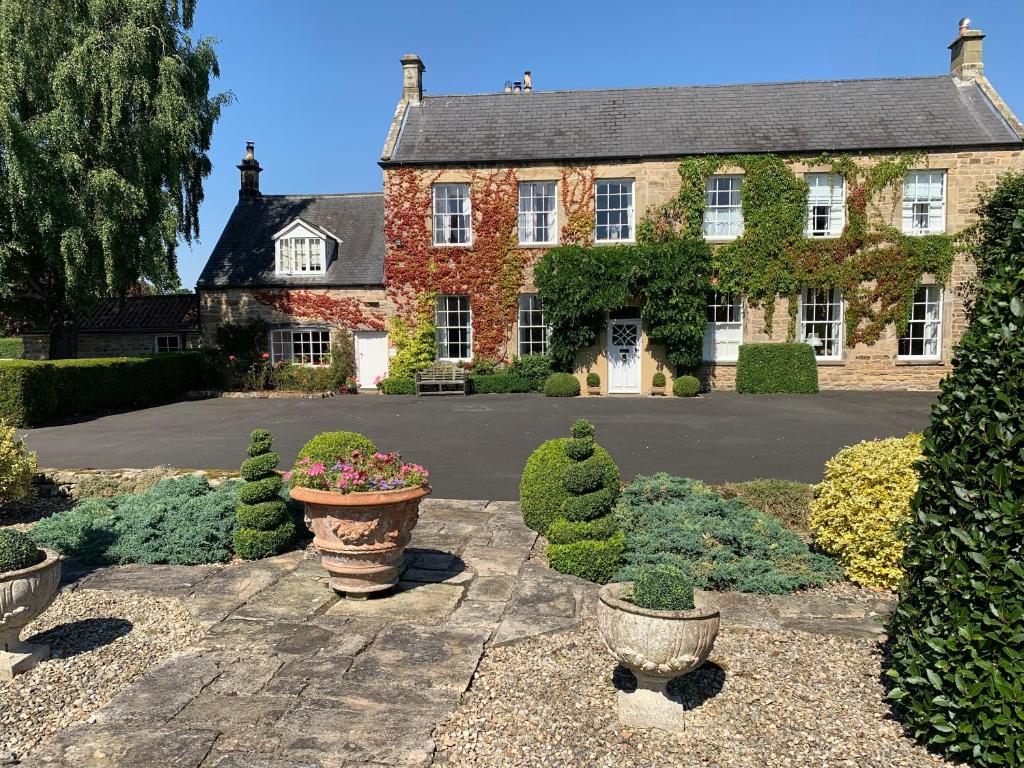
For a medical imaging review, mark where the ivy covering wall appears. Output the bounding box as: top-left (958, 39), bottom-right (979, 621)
top-left (384, 153), bottom-right (959, 370)
top-left (534, 153), bottom-right (957, 371)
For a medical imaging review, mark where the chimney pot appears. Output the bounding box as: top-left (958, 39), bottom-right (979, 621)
top-left (237, 141), bottom-right (262, 200)
top-left (400, 54), bottom-right (425, 102)
top-left (523, 71), bottom-right (532, 92)
top-left (949, 19), bottom-right (984, 82)
top-left (513, 81), bottom-right (522, 94)
top-left (504, 80), bottom-right (513, 94)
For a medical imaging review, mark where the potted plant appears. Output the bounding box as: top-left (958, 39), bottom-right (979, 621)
top-left (597, 564), bottom-right (719, 732)
top-left (651, 371), bottom-right (667, 396)
top-left (288, 446), bottom-right (430, 597)
top-left (344, 375), bottom-right (359, 394)
top-left (1, 529), bottom-right (61, 679)
top-left (586, 371), bottom-right (601, 395)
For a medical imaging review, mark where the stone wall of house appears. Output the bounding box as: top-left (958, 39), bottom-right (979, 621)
top-left (198, 287), bottom-right (392, 348)
top-left (20, 332), bottom-right (202, 360)
top-left (386, 147), bottom-right (1023, 392)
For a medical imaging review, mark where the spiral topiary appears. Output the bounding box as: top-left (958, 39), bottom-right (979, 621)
top-left (521, 419), bottom-right (623, 583)
top-left (234, 428), bottom-right (295, 560)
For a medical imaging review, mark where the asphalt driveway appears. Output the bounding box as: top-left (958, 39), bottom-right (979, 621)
top-left (21, 391), bottom-right (935, 500)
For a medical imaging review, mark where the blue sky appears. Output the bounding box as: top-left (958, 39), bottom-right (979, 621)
top-left (180, 1), bottom-right (1024, 287)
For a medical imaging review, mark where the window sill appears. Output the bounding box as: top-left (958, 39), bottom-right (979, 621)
top-left (594, 240), bottom-right (636, 246)
top-left (895, 358), bottom-right (945, 366)
top-left (518, 242), bottom-right (556, 249)
top-left (704, 236), bottom-right (742, 243)
top-left (815, 358), bottom-right (846, 366)
top-left (432, 242), bottom-right (473, 249)
top-left (702, 360), bottom-right (737, 367)
top-left (806, 233), bottom-right (843, 240)
top-left (902, 231), bottom-right (946, 237)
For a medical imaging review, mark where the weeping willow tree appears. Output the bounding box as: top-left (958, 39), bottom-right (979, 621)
top-left (0, 0), bottom-right (229, 357)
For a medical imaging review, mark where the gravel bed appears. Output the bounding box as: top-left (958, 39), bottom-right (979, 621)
top-left (433, 620), bottom-right (962, 768)
top-left (1, 588), bottom-right (202, 763)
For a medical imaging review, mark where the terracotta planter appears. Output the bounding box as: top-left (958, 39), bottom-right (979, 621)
top-left (1, 549), bottom-right (61, 680)
top-left (290, 484), bottom-right (431, 596)
top-left (597, 582), bottom-right (720, 732)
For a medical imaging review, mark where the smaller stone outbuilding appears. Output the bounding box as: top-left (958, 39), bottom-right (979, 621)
top-left (22, 294), bottom-right (202, 360)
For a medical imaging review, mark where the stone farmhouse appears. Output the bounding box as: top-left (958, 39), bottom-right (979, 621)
top-left (196, 20), bottom-right (1023, 391)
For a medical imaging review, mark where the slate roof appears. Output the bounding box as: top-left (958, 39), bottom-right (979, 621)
top-left (197, 193), bottom-right (384, 288)
top-left (79, 295), bottom-right (199, 333)
top-left (385, 76), bottom-right (1023, 165)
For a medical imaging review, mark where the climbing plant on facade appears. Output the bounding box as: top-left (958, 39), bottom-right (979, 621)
top-left (383, 167), bottom-right (525, 360)
top-left (641, 153), bottom-right (957, 342)
top-left (534, 239), bottom-right (712, 371)
top-left (252, 290), bottom-right (386, 330)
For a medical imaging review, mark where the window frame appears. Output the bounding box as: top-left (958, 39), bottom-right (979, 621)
top-left (432, 183), bottom-right (473, 246)
top-left (897, 285), bottom-right (943, 361)
top-left (804, 173), bottom-right (846, 238)
top-left (517, 293), bottom-right (548, 356)
top-left (702, 175), bottom-right (745, 241)
top-left (435, 294), bottom-right (473, 362)
top-left (594, 179), bottom-right (635, 244)
top-left (702, 292), bottom-right (743, 363)
top-left (800, 287), bottom-right (845, 361)
top-left (154, 334), bottom-right (182, 353)
top-left (902, 171), bottom-right (947, 236)
top-left (275, 236), bottom-right (326, 276)
top-left (518, 181), bottom-right (558, 246)
top-left (269, 328), bottom-right (332, 366)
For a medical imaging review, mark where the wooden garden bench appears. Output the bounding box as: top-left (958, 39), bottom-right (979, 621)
top-left (415, 362), bottom-right (468, 396)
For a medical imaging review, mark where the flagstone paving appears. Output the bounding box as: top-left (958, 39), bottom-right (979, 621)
top-left (18, 499), bottom-right (893, 768)
top-left (19, 500), bottom-right (599, 768)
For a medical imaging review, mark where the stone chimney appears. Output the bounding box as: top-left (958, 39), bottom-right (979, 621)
top-left (949, 17), bottom-right (984, 82)
top-left (237, 141), bottom-right (262, 200)
top-left (401, 54), bottom-right (425, 102)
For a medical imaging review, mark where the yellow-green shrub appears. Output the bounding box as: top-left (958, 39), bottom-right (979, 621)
top-left (809, 434), bottom-right (921, 589)
top-left (0, 419), bottom-right (36, 504)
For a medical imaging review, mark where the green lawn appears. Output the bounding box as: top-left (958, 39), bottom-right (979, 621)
top-left (0, 337), bottom-right (23, 359)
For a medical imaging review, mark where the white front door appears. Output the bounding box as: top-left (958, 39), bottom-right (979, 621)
top-left (354, 331), bottom-right (389, 388)
top-left (607, 319), bottom-right (641, 394)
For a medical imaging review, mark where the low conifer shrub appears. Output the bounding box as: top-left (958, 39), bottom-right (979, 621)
top-left (30, 475), bottom-right (241, 565)
top-left (614, 473), bottom-right (841, 593)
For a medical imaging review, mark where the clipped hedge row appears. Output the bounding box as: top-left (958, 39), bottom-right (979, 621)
top-left (735, 343), bottom-right (818, 394)
top-left (378, 376), bottom-right (416, 395)
top-left (0, 351), bottom-right (216, 426)
top-left (469, 373), bottom-right (536, 394)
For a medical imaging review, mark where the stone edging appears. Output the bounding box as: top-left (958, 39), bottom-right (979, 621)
top-left (694, 588), bottom-right (896, 640)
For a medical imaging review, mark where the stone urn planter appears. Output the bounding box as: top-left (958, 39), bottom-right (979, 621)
top-left (1, 549), bottom-right (62, 680)
top-left (586, 386), bottom-right (602, 396)
top-left (650, 385), bottom-right (666, 396)
top-left (597, 581), bottom-right (720, 732)
top-left (291, 484), bottom-right (431, 596)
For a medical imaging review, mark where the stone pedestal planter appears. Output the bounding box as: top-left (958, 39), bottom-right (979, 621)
top-left (291, 485), bottom-right (431, 596)
top-left (597, 582), bottom-right (720, 732)
top-left (650, 385), bottom-right (666, 396)
top-left (1, 549), bottom-right (62, 680)
top-left (586, 386), bottom-right (601, 396)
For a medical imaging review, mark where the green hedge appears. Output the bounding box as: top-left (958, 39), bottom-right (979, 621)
top-left (0, 337), bottom-right (23, 359)
top-left (379, 376), bottom-right (415, 395)
top-left (735, 343), bottom-right (818, 394)
top-left (469, 373), bottom-right (536, 394)
top-left (673, 375), bottom-right (701, 397)
top-left (0, 351), bottom-right (216, 426)
top-left (543, 372), bottom-right (580, 397)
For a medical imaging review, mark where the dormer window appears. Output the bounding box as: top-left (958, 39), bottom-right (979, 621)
top-left (272, 218), bottom-right (340, 276)
top-left (277, 237), bottom-right (325, 274)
